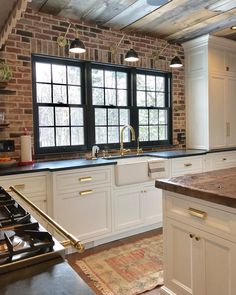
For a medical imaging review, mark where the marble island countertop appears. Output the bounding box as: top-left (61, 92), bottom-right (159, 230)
top-left (155, 167), bottom-right (236, 208)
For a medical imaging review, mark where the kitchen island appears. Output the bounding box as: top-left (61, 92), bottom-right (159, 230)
top-left (155, 167), bottom-right (236, 295)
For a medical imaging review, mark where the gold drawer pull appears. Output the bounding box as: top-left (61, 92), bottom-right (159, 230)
top-left (184, 163), bottom-right (192, 167)
top-left (79, 190), bottom-right (93, 196)
top-left (14, 184), bottom-right (25, 189)
top-left (78, 176), bottom-right (92, 182)
top-left (222, 158), bottom-right (227, 161)
top-left (188, 207), bottom-right (207, 219)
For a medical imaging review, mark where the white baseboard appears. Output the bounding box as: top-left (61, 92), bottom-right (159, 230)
top-left (161, 286), bottom-right (177, 295)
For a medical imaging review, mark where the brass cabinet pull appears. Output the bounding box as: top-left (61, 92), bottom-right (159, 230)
top-left (78, 176), bottom-right (92, 182)
top-left (14, 184), bottom-right (25, 189)
top-left (79, 189), bottom-right (93, 196)
top-left (189, 234), bottom-right (195, 239)
top-left (195, 237), bottom-right (201, 241)
top-left (226, 122), bottom-right (230, 137)
top-left (222, 158), bottom-right (227, 161)
top-left (188, 207), bottom-right (207, 219)
top-left (184, 163), bottom-right (192, 167)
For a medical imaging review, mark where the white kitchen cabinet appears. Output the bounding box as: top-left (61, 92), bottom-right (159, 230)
top-left (161, 192), bottom-right (236, 295)
top-left (52, 166), bottom-right (112, 242)
top-left (183, 35), bottom-right (236, 150)
top-left (171, 156), bottom-right (203, 177)
top-left (205, 151), bottom-right (236, 171)
top-left (114, 181), bottom-right (162, 232)
top-left (0, 172), bottom-right (48, 212)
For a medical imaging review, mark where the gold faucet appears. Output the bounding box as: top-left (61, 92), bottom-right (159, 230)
top-left (120, 124), bottom-right (136, 156)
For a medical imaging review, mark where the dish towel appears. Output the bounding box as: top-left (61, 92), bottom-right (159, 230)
top-left (148, 160), bottom-right (166, 179)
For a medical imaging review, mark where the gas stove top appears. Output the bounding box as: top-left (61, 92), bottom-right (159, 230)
top-left (0, 187), bottom-right (65, 274)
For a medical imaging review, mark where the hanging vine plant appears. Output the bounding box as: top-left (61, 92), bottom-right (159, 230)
top-left (0, 62), bottom-right (12, 88)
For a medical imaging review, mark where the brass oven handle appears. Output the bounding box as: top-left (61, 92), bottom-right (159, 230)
top-left (14, 184), bottom-right (25, 189)
top-left (79, 189), bottom-right (93, 196)
top-left (78, 176), bottom-right (92, 182)
top-left (184, 163), bottom-right (192, 167)
top-left (188, 207), bottom-right (207, 219)
top-left (9, 186), bottom-right (84, 253)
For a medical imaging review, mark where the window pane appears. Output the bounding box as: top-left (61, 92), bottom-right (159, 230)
top-left (36, 84), bottom-right (51, 103)
top-left (139, 126), bottom-right (148, 141)
top-left (92, 69), bottom-right (103, 87)
top-left (71, 127), bottom-right (84, 145)
top-left (39, 106), bottom-right (54, 126)
top-left (36, 63), bottom-right (51, 83)
top-left (117, 72), bottom-right (127, 89)
top-left (159, 110), bottom-right (167, 124)
top-left (146, 75), bottom-right (155, 91)
top-left (105, 89), bottom-right (116, 106)
top-left (156, 77), bottom-right (165, 91)
top-left (120, 109), bottom-right (129, 125)
top-left (53, 85), bottom-right (67, 104)
top-left (150, 126), bottom-right (158, 141)
top-left (147, 92), bottom-right (155, 107)
top-left (68, 66), bottom-right (80, 85)
top-left (68, 86), bottom-right (81, 104)
top-left (150, 109), bottom-right (158, 125)
top-left (139, 109), bottom-right (148, 125)
top-left (39, 127), bottom-right (55, 147)
top-left (92, 88), bottom-right (104, 105)
top-left (95, 108), bottom-right (107, 125)
top-left (108, 109), bottom-right (118, 125)
top-left (95, 127), bottom-right (107, 144)
top-left (105, 71), bottom-right (115, 88)
top-left (55, 107), bottom-right (69, 126)
top-left (159, 125), bottom-right (168, 140)
top-left (71, 107), bottom-right (83, 125)
top-left (52, 65), bottom-right (66, 84)
top-left (137, 91), bottom-right (146, 106)
top-left (117, 90), bottom-right (127, 106)
top-left (137, 74), bottom-right (145, 90)
top-left (108, 127), bottom-right (119, 143)
top-left (56, 127), bottom-right (70, 146)
top-left (156, 93), bottom-right (165, 107)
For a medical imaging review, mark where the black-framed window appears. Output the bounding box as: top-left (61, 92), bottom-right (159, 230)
top-left (32, 54), bottom-right (172, 155)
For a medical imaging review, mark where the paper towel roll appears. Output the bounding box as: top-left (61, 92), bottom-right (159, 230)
top-left (21, 135), bottom-right (32, 162)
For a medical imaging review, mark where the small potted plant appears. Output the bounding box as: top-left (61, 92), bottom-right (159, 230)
top-left (0, 61), bottom-right (12, 88)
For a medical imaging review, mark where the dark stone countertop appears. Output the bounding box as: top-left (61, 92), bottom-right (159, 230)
top-left (148, 149), bottom-right (207, 158)
top-left (155, 167), bottom-right (236, 208)
top-left (0, 257), bottom-right (95, 295)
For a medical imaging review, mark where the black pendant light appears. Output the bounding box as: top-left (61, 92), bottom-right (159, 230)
top-left (69, 26), bottom-right (86, 54)
top-left (170, 56), bottom-right (183, 68)
top-left (124, 48), bottom-right (139, 62)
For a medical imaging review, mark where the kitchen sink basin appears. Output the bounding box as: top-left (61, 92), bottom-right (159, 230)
top-left (112, 156), bottom-right (167, 186)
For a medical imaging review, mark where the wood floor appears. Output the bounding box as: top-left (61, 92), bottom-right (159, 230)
top-left (66, 229), bottom-right (162, 295)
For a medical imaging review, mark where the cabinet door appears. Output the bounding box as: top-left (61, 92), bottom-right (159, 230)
top-left (165, 218), bottom-right (194, 295)
top-left (114, 186), bottom-right (142, 231)
top-left (54, 187), bottom-right (111, 241)
top-left (142, 184), bottom-right (162, 226)
top-left (209, 74), bottom-right (226, 149)
top-left (226, 76), bottom-right (236, 147)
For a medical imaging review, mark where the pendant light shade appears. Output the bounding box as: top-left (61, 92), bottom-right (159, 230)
top-left (170, 56), bottom-right (183, 68)
top-left (69, 38), bottom-right (86, 53)
top-left (124, 48), bottom-right (139, 62)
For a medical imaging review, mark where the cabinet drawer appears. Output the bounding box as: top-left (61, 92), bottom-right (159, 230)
top-left (171, 156), bottom-right (203, 177)
top-left (55, 167), bottom-right (111, 192)
top-left (0, 174), bottom-right (47, 197)
top-left (210, 152), bottom-right (236, 170)
top-left (165, 193), bottom-right (236, 242)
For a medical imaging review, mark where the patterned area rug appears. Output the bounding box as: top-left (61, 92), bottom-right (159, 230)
top-left (76, 235), bottom-right (163, 295)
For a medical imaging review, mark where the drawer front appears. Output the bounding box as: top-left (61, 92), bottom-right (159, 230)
top-left (165, 193), bottom-right (236, 242)
top-left (171, 156), bottom-right (203, 177)
top-left (211, 152), bottom-right (236, 170)
top-left (55, 167), bottom-right (111, 192)
top-left (0, 174), bottom-right (47, 197)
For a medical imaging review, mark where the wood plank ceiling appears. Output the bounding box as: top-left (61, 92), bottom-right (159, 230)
top-left (30, 0), bottom-right (236, 43)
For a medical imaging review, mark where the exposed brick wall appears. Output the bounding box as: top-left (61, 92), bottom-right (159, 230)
top-left (0, 5), bottom-right (185, 161)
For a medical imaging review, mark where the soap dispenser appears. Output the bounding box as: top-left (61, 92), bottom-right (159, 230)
top-left (92, 145), bottom-right (99, 159)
